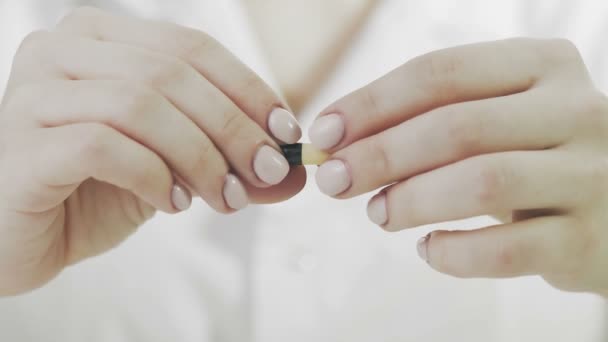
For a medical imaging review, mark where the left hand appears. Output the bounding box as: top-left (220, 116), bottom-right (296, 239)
top-left (309, 38), bottom-right (608, 295)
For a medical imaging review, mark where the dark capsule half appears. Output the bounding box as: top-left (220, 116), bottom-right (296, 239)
top-left (280, 143), bottom-right (329, 166)
top-left (280, 143), bottom-right (303, 165)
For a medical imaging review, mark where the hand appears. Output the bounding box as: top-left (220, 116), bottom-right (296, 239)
top-left (0, 7), bottom-right (305, 296)
top-left (309, 38), bottom-right (608, 295)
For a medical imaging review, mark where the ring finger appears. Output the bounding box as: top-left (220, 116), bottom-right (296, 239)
top-left (367, 151), bottom-right (585, 230)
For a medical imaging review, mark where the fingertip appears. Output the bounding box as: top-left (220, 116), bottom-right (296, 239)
top-left (171, 182), bottom-right (192, 212)
top-left (367, 193), bottom-right (388, 226)
top-left (315, 159), bottom-right (351, 196)
top-left (268, 107), bottom-right (302, 144)
top-left (416, 233), bottom-right (431, 263)
top-left (223, 173), bottom-right (249, 210)
top-left (253, 145), bottom-right (290, 185)
top-left (309, 113), bottom-right (345, 150)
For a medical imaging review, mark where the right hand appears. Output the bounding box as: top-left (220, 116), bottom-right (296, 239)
top-left (0, 7), bottom-right (306, 296)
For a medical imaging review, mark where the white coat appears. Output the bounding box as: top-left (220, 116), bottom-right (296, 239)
top-left (0, 1), bottom-right (606, 341)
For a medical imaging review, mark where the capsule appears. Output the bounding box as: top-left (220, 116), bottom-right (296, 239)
top-left (280, 143), bottom-right (330, 166)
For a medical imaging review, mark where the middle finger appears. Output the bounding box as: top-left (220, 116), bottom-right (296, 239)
top-left (13, 32), bottom-right (290, 187)
top-left (316, 88), bottom-right (575, 198)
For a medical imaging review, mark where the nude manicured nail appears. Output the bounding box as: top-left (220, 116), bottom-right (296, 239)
top-left (268, 107), bottom-right (302, 144)
top-left (315, 160), bottom-right (351, 196)
top-left (309, 113), bottom-right (345, 150)
top-left (171, 183), bottom-right (192, 212)
top-left (367, 194), bottom-right (388, 225)
top-left (417, 234), bottom-right (430, 263)
top-left (254, 145), bottom-right (290, 185)
top-left (223, 174), bottom-right (249, 210)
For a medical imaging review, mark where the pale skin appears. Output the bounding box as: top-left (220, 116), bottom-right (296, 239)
top-left (1, 8), bottom-right (608, 298)
top-left (310, 38), bottom-right (608, 296)
top-left (0, 7), bottom-right (306, 296)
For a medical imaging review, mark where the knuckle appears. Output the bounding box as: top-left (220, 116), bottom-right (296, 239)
top-left (145, 56), bottom-right (192, 87)
top-left (475, 160), bottom-right (509, 208)
top-left (220, 112), bottom-right (252, 141)
top-left (414, 52), bottom-right (462, 99)
top-left (175, 29), bottom-right (217, 59)
top-left (493, 242), bottom-right (518, 272)
top-left (79, 125), bottom-right (112, 160)
top-left (234, 72), bottom-right (265, 94)
top-left (421, 52), bottom-right (462, 78)
top-left (187, 143), bottom-right (227, 193)
top-left (190, 142), bottom-right (213, 173)
top-left (186, 147), bottom-right (228, 200)
top-left (444, 108), bottom-right (483, 156)
top-left (119, 83), bottom-right (163, 121)
top-left (229, 72), bottom-right (278, 115)
top-left (366, 137), bottom-right (392, 175)
top-left (360, 86), bottom-right (383, 119)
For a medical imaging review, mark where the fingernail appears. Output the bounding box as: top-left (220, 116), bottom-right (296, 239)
top-left (268, 107), bottom-right (302, 144)
top-left (315, 159), bottom-right (351, 196)
top-left (254, 145), bottom-right (290, 185)
top-left (223, 174), bottom-right (249, 210)
top-left (367, 193), bottom-right (388, 225)
top-left (171, 182), bottom-right (192, 212)
top-left (309, 113), bottom-right (345, 150)
top-left (417, 234), bottom-right (430, 263)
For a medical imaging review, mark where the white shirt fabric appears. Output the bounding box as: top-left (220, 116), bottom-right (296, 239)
top-left (0, 1), bottom-right (607, 341)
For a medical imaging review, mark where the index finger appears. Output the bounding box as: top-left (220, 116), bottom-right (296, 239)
top-left (309, 38), bottom-right (579, 150)
top-left (56, 7), bottom-right (302, 144)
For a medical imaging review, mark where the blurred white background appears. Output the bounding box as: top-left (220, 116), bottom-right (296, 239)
top-left (0, 1), bottom-right (607, 341)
